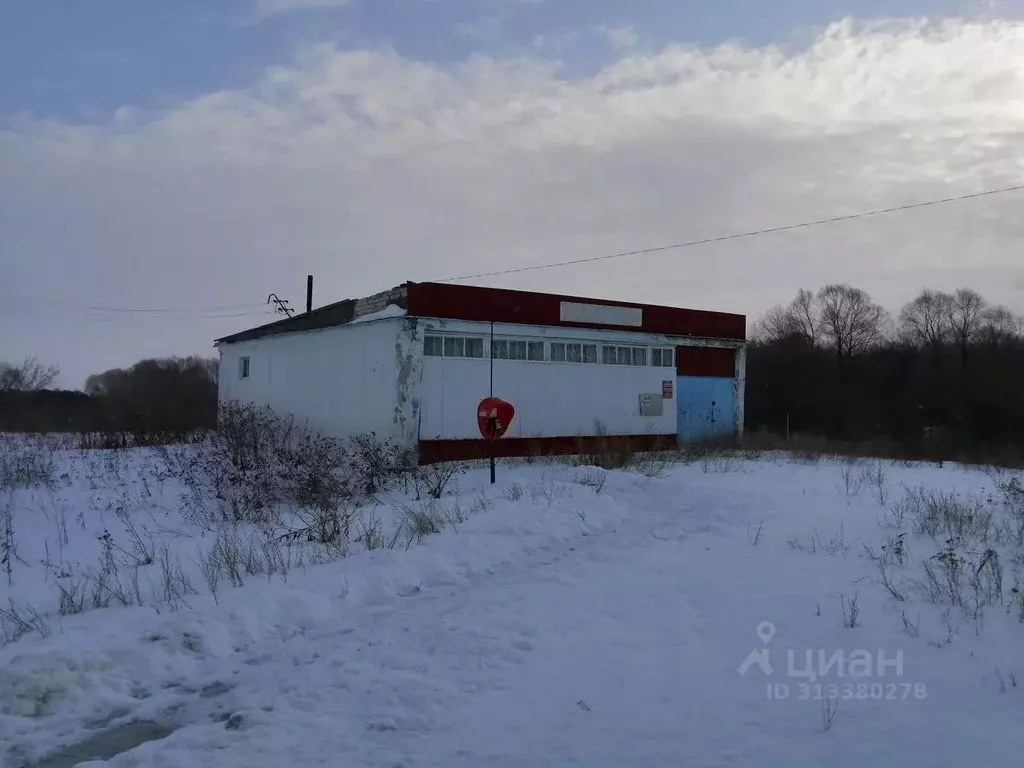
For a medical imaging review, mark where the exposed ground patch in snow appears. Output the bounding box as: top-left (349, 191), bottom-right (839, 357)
top-left (2, 442), bottom-right (1024, 766)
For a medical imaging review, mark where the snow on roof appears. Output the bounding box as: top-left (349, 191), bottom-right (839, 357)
top-left (349, 304), bottom-right (407, 324)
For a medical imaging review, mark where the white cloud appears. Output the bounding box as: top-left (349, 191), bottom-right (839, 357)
top-left (3, 17), bottom-right (1024, 384)
top-left (253, 0), bottom-right (351, 18)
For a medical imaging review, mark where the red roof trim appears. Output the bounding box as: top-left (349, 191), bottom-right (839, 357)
top-left (406, 283), bottom-right (746, 341)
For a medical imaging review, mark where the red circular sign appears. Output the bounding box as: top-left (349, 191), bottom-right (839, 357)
top-left (477, 397), bottom-right (515, 440)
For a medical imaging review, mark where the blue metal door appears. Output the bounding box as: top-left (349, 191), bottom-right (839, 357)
top-left (676, 376), bottom-right (734, 443)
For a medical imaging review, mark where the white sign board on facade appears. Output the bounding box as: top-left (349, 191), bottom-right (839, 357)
top-left (639, 393), bottom-right (664, 417)
top-left (559, 301), bottom-right (643, 327)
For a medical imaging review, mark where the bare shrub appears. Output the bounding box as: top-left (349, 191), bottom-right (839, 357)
top-left (900, 609), bottom-right (920, 637)
top-left (920, 547), bottom-right (967, 606)
top-left (1009, 580), bottom-right (1024, 622)
top-left (57, 576), bottom-right (87, 616)
top-left (861, 461), bottom-right (889, 505)
top-left (699, 451), bottom-right (745, 474)
top-left (838, 460), bottom-right (865, 497)
top-left (571, 421), bottom-right (675, 471)
top-left (748, 522), bottom-right (765, 546)
top-left (901, 487), bottom-right (993, 545)
top-left (631, 449), bottom-right (677, 478)
top-left (0, 436), bottom-right (56, 490)
top-left (574, 471), bottom-right (608, 494)
top-left (348, 432), bottom-right (412, 497)
top-left (863, 533), bottom-right (909, 568)
top-left (0, 599), bottom-right (51, 646)
top-left (787, 535), bottom-right (817, 554)
top-left (880, 497), bottom-right (909, 530)
top-left (820, 696), bottom-right (839, 732)
top-left (875, 562), bottom-right (907, 602)
top-left (529, 479), bottom-right (570, 507)
top-left (175, 403), bottom-right (407, 528)
top-left (928, 607), bottom-right (959, 648)
top-left (788, 525), bottom-right (849, 558)
top-left (410, 462), bottom-right (467, 500)
top-left (152, 549), bottom-right (198, 613)
top-left (107, 509), bottom-right (156, 566)
top-left (821, 523), bottom-right (850, 558)
top-left (840, 593), bottom-right (860, 628)
top-left (288, 502), bottom-right (351, 547)
top-left (1, 491), bottom-right (21, 586)
top-left (353, 511), bottom-right (402, 551)
top-left (970, 548), bottom-right (1003, 608)
top-left (503, 483), bottom-right (524, 501)
top-left (204, 530), bottom-right (248, 588)
top-left (400, 502), bottom-right (448, 546)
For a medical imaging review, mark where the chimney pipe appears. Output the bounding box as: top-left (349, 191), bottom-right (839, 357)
top-left (306, 275), bottom-right (313, 313)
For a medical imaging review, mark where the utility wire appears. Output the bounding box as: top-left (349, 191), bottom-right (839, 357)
top-left (435, 182), bottom-right (1024, 283)
top-left (0, 297), bottom-right (268, 314)
top-left (0, 307), bottom-right (278, 323)
top-left (82, 302), bottom-right (269, 314)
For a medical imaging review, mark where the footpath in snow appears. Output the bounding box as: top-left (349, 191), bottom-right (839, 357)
top-left (2, 443), bottom-right (1024, 767)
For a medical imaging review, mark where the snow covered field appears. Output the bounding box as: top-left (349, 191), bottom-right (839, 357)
top-left (2, 434), bottom-right (1024, 767)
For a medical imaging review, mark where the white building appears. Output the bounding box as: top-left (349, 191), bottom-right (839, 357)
top-left (215, 282), bottom-right (747, 463)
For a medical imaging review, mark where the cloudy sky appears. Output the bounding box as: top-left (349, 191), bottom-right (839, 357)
top-left (2, 0), bottom-right (1024, 388)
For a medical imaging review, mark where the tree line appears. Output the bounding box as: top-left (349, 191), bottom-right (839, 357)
top-left (746, 284), bottom-right (1024, 456)
top-left (0, 355), bottom-right (218, 438)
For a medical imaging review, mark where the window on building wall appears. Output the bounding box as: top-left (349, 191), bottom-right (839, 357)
top-left (651, 347), bottom-right (675, 367)
top-left (444, 336), bottom-right (464, 358)
top-left (424, 336), bottom-right (443, 356)
top-left (239, 357), bottom-right (250, 379)
top-left (602, 345), bottom-right (647, 366)
top-left (425, 335), bottom-right (484, 358)
top-left (465, 338), bottom-right (484, 358)
top-left (550, 342), bottom-right (598, 364)
top-left (492, 339), bottom-right (530, 360)
top-left (527, 341), bottom-right (545, 361)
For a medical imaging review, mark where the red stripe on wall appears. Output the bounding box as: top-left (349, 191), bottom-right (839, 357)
top-left (676, 346), bottom-right (736, 377)
top-left (406, 283), bottom-right (746, 341)
top-left (418, 434), bottom-right (678, 464)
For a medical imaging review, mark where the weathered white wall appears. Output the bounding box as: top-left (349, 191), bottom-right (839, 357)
top-left (733, 345), bottom-right (748, 440)
top-left (415, 319), bottom-right (740, 441)
top-left (215, 313), bottom-right (746, 448)
top-left (217, 318), bottom-right (406, 443)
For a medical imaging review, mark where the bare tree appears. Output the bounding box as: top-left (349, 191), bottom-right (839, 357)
top-left (945, 288), bottom-right (986, 368)
top-left (978, 305), bottom-right (1023, 347)
top-left (752, 288), bottom-right (819, 346)
top-left (0, 357), bottom-right (59, 395)
top-left (752, 305), bottom-right (799, 344)
top-left (791, 288), bottom-right (820, 347)
top-left (898, 289), bottom-right (952, 353)
top-left (816, 284), bottom-right (890, 366)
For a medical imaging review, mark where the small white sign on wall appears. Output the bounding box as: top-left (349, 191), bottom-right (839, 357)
top-left (639, 393), bottom-right (664, 417)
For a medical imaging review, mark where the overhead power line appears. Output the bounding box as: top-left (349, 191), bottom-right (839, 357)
top-left (436, 182), bottom-right (1024, 283)
top-left (1, 297), bottom-right (269, 314)
top-left (0, 307), bottom-right (278, 324)
top-left (82, 302), bottom-right (269, 314)
top-left (83, 310), bottom-right (279, 323)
